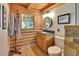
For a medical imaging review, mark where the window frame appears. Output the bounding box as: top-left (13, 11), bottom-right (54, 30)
top-left (21, 14), bottom-right (35, 30)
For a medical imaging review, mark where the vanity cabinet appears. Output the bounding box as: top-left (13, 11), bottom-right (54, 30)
top-left (64, 25), bottom-right (79, 56)
top-left (36, 32), bottom-right (54, 54)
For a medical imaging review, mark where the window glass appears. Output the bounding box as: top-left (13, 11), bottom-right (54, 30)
top-left (22, 14), bottom-right (34, 29)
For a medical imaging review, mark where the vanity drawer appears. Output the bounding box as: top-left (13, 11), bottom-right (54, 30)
top-left (37, 35), bottom-right (44, 39)
top-left (37, 39), bottom-right (45, 48)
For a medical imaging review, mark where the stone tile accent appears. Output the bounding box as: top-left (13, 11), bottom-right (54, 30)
top-left (64, 25), bottom-right (79, 56)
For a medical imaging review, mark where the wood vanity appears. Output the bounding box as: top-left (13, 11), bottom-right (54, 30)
top-left (36, 32), bottom-right (54, 54)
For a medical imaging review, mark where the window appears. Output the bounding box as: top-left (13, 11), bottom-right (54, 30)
top-left (22, 14), bottom-right (34, 29)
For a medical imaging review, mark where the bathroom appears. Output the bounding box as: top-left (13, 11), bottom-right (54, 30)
top-left (0, 3), bottom-right (79, 56)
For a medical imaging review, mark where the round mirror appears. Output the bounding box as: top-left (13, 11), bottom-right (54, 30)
top-left (43, 17), bottom-right (53, 29)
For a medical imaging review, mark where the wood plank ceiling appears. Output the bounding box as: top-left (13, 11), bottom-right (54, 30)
top-left (10, 3), bottom-right (56, 13)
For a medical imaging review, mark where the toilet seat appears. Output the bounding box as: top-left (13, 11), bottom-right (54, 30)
top-left (48, 46), bottom-right (61, 56)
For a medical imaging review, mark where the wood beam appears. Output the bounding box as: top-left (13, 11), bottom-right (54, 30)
top-left (40, 3), bottom-right (56, 12)
top-left (30, 7), bottom-right (40, 11)
top-left (16, 3), bottom-right (30, 9)
top-left (26, 3), bottom-right (31, 8)
top-left (17, 4), bottom-right (28, 9)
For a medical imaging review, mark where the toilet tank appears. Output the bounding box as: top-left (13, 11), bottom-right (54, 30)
top-left (54, 36), bottom-right (64, 49)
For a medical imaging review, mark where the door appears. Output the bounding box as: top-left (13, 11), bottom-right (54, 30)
top-left (0, 3), bottom-right (10, 56)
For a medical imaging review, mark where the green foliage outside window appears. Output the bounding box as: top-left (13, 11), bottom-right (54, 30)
top-left (22, 14), bottom-right (34, 29)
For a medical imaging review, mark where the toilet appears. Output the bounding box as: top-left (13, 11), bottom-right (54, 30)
top-left (48, 46), bottom-right (61, 56)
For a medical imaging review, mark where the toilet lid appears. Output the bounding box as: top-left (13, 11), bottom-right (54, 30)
top-left (48, 46), bottom-right (61, 54)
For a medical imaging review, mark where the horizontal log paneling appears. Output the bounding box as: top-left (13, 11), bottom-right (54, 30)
top-left (9, 3), bottom-right (43, 55)
top-left (9, 30), bottom-right (37, 55)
